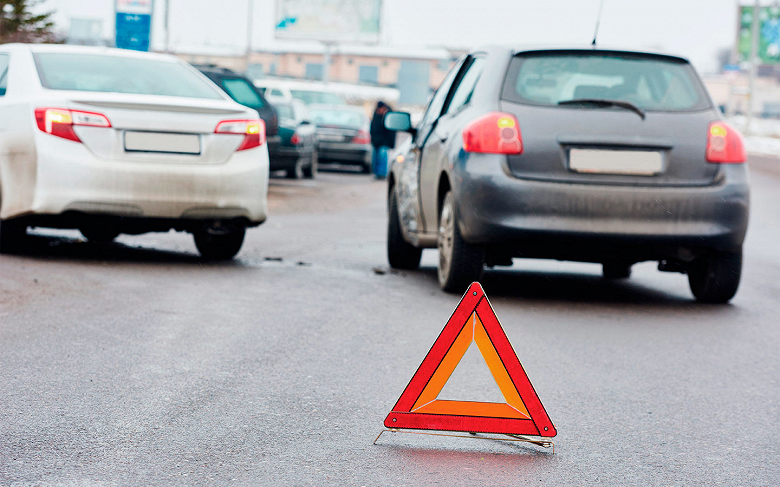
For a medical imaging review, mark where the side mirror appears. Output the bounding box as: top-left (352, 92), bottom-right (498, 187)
top-left (384, 111), bottom-right (413, 132)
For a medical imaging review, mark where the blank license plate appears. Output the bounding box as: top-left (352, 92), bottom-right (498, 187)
top-left (318, 134), bottom-right (345, 142)
top-left (124, 131), bottom-right (201, 154)
top-left (569, 149), bottom-right (663, 176)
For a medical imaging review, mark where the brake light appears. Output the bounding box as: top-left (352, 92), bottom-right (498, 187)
top-left (352, 129), bottom-right (370, 144)
top-left (462, 112), bottom-right (522, 155)
top-left (215, 119), bottom-right (265, 151)
top-left (34, 108), bottom-right (111, 143)
top-left (290, 133), bottom-right (301, 145)
top-left (706, 121), bottom-right (746, 163)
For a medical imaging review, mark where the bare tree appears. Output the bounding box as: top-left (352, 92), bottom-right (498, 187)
top-left (1, 0), bottom-right (59, 44)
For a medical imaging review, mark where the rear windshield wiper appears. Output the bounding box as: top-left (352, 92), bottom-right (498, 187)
top-left (558, 98), bottom-right (646, 120)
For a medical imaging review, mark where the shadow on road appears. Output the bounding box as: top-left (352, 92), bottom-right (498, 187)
top-left (413, 265), bottom-right (702, 306)
top-left (2, 232), bottom-right (239, 267)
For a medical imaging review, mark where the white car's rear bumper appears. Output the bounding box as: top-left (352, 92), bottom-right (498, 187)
top-left (3, 135), bottom-right (269, 224)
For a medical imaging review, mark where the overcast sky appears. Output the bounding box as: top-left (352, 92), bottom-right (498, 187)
top-left (40, 0), bottom-right (773, 74)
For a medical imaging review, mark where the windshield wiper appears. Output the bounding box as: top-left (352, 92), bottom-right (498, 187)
top-left (558, 98), bottom-right (646, 120)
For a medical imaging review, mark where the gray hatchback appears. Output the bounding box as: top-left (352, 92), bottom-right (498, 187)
top-left (385, 46), bottom-right (749, 303)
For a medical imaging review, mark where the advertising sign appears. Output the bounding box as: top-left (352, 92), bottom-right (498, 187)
top-left (275, 0), bottom-right (381, 44)
top-left (738, 5), bottom-right (780, 65)
top-left (115, 0), bottom-right (153, 51)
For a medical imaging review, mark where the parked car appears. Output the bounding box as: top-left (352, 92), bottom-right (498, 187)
top-left (384, 46), bottom-right (749, 303)
top-left (195, 65), bottom-right (280, 158)
top-left (253, 78), bottom-right (346, 105)
top-left (308, 104), bottom-right (372, 172)
top-left (270, 99), bottom-right (317, 179)
top-left (0, 44), bottom-right (269, 260)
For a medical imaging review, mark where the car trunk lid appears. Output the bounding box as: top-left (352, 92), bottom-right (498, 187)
top-left (65, 93), bottom-right (251, 164)
top-left (501, 102), bottom-right (719, 186)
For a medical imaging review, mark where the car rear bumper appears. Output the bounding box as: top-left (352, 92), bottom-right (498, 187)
top-left (2, 135), bottom-right (269, 225)
top-left (453, 156), bottom-right (749, 259)
top-left (269, 145), bottom-right (310, 171)
top-left (317, 142), bottom-right (371, 165)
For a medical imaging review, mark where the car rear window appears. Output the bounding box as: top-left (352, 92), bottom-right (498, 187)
top-left (290, 90), bottom-right (345, 105)
top-left (309, 108), bottom-right (366, 129)
top-left (221, 78), bottom-right (265, 108)
top-left (275, 104), bottom-right (294, 121)
top-left (34, 53), bottom-right (224, 99)
top-left (0, 53), bottom-right (9, 96)
top-left (502, 51), bottom-right (710, 112)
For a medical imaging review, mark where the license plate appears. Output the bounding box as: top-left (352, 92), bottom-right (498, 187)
top-left (569, 149), bottom-right (663, 176)
top-left (318, 134), bottom-right (345, 142)
top-left (124, 131), bottom-right (200, 154)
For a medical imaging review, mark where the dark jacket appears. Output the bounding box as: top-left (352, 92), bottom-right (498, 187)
top-left (370, 106), bottom-right (396, 149)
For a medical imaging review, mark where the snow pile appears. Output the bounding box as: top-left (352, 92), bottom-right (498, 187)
top-left (726, 116), bottom-right (780, 158)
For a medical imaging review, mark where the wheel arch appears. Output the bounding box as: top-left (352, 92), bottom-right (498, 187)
top-left (436, 171), bottom-right (451, 224)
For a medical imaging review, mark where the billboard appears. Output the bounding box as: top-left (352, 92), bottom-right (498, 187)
top-left (275, 0), bottom-right (381, 44)
top-left (738, 5), bottom-right (780, 65)
top-left (115, 0), bottom-right (153, 51)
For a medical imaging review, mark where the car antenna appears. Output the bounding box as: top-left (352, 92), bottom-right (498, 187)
top-left (591, 0), bottom-right (606, 47)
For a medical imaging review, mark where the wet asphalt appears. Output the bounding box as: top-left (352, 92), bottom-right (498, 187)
top-left (1, 158), bottom-right (778, 486)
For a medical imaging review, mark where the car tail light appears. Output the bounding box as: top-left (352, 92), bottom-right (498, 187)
top-left (34, 108), bottom-right (111, 143)
top-left (352, 129), bottom-right (370, 144)
top-left (215, 119), bottom-right (265, 151)
top-left (290, 132), bottom-right (301, 145)
top-left (706, 121), bottom-right (746, 163)
top-left (462, 112), bottom-right (523, 155)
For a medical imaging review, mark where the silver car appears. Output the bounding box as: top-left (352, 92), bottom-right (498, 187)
top-left (0, 44), bottom-right (269, 259)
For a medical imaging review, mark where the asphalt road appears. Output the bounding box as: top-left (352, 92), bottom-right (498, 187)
top-left (1, 158), bottom-right (778, 486)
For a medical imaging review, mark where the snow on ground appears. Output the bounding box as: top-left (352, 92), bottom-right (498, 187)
top-left (726, 116), bottom-right (780, 158)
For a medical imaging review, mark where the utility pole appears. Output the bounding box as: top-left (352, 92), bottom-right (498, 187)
top-left (746, 0), bottom-right (760, 134)
top-left (245, 0), bottom-right (254, 72)
top-left (163, 0), bottom-right (170, 53)
top-left (322, 42), bottom-right (333, 84)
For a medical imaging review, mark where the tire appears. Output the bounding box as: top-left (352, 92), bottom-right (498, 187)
top-left (688, 251), bottom-right (742, 303)
top-left (302, 151), bottom-right (317, 179)
top-left (387, 190), bottom-right (422, 270)
top-left (194, 227), bottom-right (246, 260)
top-left (362, 162), bottom-right (371, 174)
top-left (603, 262), bottom-right (632, 279)
top-left (437, 191), bottom-right (484, 293)
top-left (81, 227), bottom-right (119, 243)
top-left (286, 159), bottom-right (302, 179)
top-left (0, 220), bottom-right (27, 253)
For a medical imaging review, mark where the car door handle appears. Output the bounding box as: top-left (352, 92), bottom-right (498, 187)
top-left (439, 132), bottom-right (450, 143)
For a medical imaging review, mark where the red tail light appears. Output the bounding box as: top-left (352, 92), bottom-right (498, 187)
top-left (352, 129), bottom-right (370, 144)
top-left (215, 119), bottom-right (265, 151)
top-left (290, 133), bottom-right (301, 145)
top-left (706, 121), bottom-right (746, 163)
top-left (34, 108), bottom-right (111, 143)
top-left (462, 112), bottom-right (522, 155)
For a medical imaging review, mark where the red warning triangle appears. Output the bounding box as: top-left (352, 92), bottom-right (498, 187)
top-left (384, 282), bottom-right (556, 437)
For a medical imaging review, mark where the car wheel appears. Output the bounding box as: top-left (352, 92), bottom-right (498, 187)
top-left (603, 262), bottom-right (632, 279)
top-left (0, 219), bottom-right (27, 253)
top-left (303, 151), bottom-right (317, 179)
top-left (362, 161), bottom-right (371, 174)
top-left (80, 227), bottom-right (120, 243)
top-left (193, 227), bottom-right (246, 260)
top-left (437, 191), bottom-right (484, 293)
top-left (687, 251), bottom-right (742, 303)
top-left (387, 190), bottom-right (422, 270)
top-left (286, 159), bottom-right (302, 179)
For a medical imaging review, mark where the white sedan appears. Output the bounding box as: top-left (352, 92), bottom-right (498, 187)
top-left (0, 44), bottom-right (269, 259)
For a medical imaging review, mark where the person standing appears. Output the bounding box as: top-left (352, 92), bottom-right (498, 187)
top-left (369, 101), bottom-right (396, 179)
